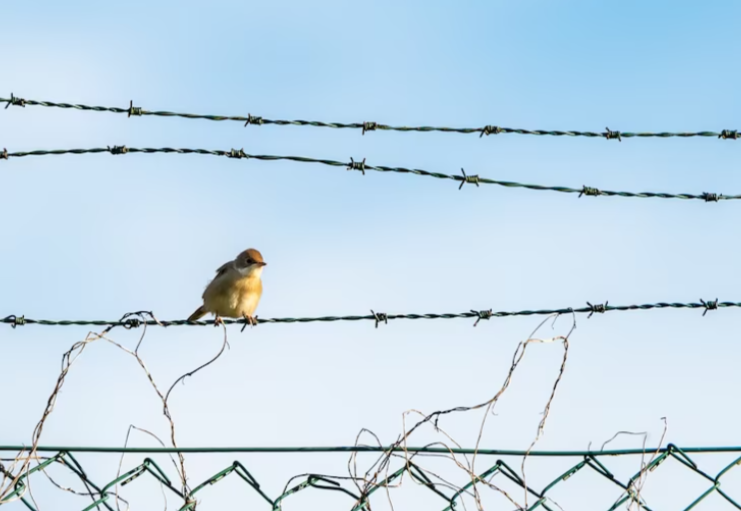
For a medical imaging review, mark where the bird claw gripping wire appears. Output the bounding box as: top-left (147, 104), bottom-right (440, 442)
top-left (347, 157), bottom-right (366, 175)
top-left (701, 192), bottom-right (722, 202)
top-left (480, 125), bottom-right (502, 138)
top-left (127, 100), bottom-right (143, 117)
top-left (471, 309), bottom-right (493, 327)
top-left (700, 298), bottom-right (718, 316)
top-left (603, 127), bottom-right (621, 142)
top-left (362, 122), bottom-right (377, 135)
top-left (0, 148), bottom-right (7, 160)
top-left (718, 129), bottom-right (738, 140)
top-left (227, 148), bottom-right (247, 159)
top-left (244, 114), bottom-right (263, 127)
top-left (371, 310), bottom-right (388, 328)
top-left (3, 315), bottom-right (26, 328)
top-left (579, 185), bottom-right (601, 198)
top-left (458, 168), bottom-right (480, 190)
top-left (4, 93), bottom-right (25, 109)
top-left (241, 314), bottom-right (259, 332)
top-left (108, 145), bottom-right (128, 155)
top-left (586, 301), bottom-right (608, 318)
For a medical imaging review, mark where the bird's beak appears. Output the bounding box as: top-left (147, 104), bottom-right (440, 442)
top-left (256, 262), bottom-right (267, 266)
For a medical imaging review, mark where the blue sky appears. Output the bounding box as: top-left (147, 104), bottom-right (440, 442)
top-left (2, 1), bottom-right (741, 509)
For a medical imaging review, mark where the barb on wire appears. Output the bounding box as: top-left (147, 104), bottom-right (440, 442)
top-left (701, 192), bottom-right (722, 202)
top-left (362, 121), bottom-right (377, 135)
top-left (4, 146), bottom-right (741, 202)
top-left (700, 298), bottom-right (719, 316)
top-left (2, 94), bottom-right (737, 141)
top-left (458, 168), bottom-right (479, 190)
top-left (107, 145), bottom-right (128, 155)
top-left (586, 301), bottom-right (608, 318)
top-left (243, 113), bottom-right (263, 126)
top-left (471, 309), bottom-right (492, 326)
top-left (127, 100), bottom-right (142, 118)
top-left (719, 129), bottom-right (738, 140)
top-left (370, 310), bottom-right (387, 329)
top-left (480, 125), bottom-right (503, 137)
top-left (346, 157), bottom-right (366, 175)
top-left (603, 127), bottom-right (622, 142)
top-left (4, 93), bottom-right (25, 109)
top-left (4, 299), bottom-right (740, 329)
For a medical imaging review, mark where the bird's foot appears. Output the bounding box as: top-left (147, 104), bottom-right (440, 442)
top-left (213, 315), bottom-right (225, 327)
top-left (241, 314), bottom-right (258, 332)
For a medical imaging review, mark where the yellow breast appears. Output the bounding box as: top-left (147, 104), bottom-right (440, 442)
top-left (203, 274), bottom-right (263, 318)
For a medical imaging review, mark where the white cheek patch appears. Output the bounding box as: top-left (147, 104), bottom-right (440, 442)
top-left (239, 265), bottom-right (263, 278)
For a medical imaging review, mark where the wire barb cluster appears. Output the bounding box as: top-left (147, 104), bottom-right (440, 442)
top-left (107, 145), bottom-right (128, 155)
top-left (370, 309), bottom-right (388, 328)
top-left (603, 126), bottom-right (621, 141)
top-left (127, 100), bottom-right (142, 118)
top-left (347, 157), bottom-right (366, 175)
top-left (243, 113), bottom-right (263, 126)
top-left (718, 129), bottom-right (738, 140)
top-left (2, 94), bottom-right (738, 141)
top-left (4, 93), bottom-right (26, 109)
top-left (458, 168), bottom-right (480, 190)
top-left (4, 146), bottom-right (740, 202)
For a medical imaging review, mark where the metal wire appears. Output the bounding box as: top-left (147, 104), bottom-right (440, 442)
top-left (3, 94), bottom-right (739, 141)
top-left (1, 299), bottom-right (731, 329)
top-left (2, 146), bottom-right (737, 202)
top-left (2, 444), bottom-right (739, 511)
top-left (2, 444), bottom-right (740, 455)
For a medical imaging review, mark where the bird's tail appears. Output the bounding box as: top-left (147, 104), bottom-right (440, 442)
top-left (187, 305), bottom-right (207, 322)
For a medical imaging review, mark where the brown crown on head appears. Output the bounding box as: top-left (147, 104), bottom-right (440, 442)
top-left (236, 248), bottom-right (265, 267)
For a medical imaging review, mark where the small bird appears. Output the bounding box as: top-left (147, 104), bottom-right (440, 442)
top-left (187, 248), bottom-right (267, 329)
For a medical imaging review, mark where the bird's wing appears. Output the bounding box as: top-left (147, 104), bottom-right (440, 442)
top-left (214, 260), bottom-right (234, 279)
top-left (201, 260), bottom-right (235, 301)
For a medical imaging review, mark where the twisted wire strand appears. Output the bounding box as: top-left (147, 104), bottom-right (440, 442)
top-left (2, 299), bottom-right (731, 329)
top-left (3, 95), bottom-right (738, 141)
top-left (3, 147), bottom-right (738, 201)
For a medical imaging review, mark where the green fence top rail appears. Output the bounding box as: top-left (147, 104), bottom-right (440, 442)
top-left (2, 444), bottom-right (741, 456)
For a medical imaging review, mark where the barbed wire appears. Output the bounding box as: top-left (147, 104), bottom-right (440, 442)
top-left (3, 93), bottom-right (739, 142)
top-left (1, 299), bottom-right (731, 330)
top-left (2, 444), bottom-right (740, 511)
top-left (2, 146), bottom-right (737, 202)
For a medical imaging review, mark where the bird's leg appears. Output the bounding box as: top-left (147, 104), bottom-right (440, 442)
top-left (241, 314), bottom-right (258, 332)
top-left (213, 315), bottom-right (225, 327)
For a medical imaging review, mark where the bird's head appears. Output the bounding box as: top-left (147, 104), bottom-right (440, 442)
top-left (235, 248), bottom-right (267, 277)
